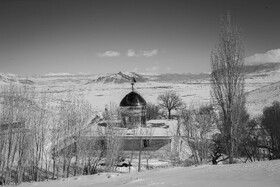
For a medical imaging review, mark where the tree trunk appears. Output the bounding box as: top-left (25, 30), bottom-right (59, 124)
top-left (168, 110), bottom-right (171, 119)
top-left (52, 158), bottom-right (56, 179)
top-left (228, 123), bottom-right (234, 164)
top-left (63, 158), bottom-right (66, 178)
top-left (66, 159), bottom-right (70, 178)
top-left (46, 160), bottom-right (49, 181)
top-left (229, 137), bottom-right (235, 164)
top-left (73, 141), bottom-right (78, 176)
top-left (74, 157), bottom-right (77, 176)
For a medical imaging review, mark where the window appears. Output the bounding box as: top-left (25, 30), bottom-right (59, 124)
top-left (143, 139), bottom-right (150, 147)
top-left (99, 139), bottom-right (107, 149)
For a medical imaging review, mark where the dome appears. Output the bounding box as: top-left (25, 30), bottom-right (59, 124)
top-left (120, 91), bottom-right (147, 107)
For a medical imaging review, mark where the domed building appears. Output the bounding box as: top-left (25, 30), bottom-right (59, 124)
top-left (120, 91), bottom-right (147, 128)
top-left (51, 78), bottom-right (192, 170)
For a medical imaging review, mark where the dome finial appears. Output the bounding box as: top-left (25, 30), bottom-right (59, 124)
top-left (131, 77), bottom-right (136, 91)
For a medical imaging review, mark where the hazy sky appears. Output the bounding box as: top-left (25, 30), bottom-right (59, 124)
top-left (1, 0), bottom-right (280, 75)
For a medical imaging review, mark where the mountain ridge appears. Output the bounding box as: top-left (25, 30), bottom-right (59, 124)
top-left (2, 62), bottom-right (280, 84)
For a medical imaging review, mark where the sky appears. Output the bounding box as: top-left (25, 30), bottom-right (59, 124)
top-left (0, 0), bottom-right (280, 75)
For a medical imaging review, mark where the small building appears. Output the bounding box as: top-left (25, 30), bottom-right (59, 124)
top-left (116, 82), bottom-right (191, 159)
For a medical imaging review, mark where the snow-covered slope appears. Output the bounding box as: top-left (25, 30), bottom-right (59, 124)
top-left (0, 73), bottom-right (34, 85)
top-left (0, 73), bottom-right (17, 83)
top-left (18, 160), bottom-right (280, 187)
top-left (246, 80), bottom-right (280, 116)
top-left (243, 63), bottom-right (280, 116)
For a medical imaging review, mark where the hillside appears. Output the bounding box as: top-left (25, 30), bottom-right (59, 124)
top-left (18, 160), bottom-right (280, 187)
top-left (0, 73), bottom-right (17, 83)
top-left (152, 73), bottom-right (210, 83)
top-left (0, 73), bottom-right (34, 85)
top-left (243, 62), bottom-right (280, 74)
top-left (246, 80), bottom-right (280, 116)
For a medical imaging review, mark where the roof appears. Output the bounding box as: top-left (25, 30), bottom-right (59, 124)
top-left (82, 119), bottom-right (178, 138)
top-left (0, 121), bottom-right (25, 130)
top-left (120, 91), bottom-right (146, 107)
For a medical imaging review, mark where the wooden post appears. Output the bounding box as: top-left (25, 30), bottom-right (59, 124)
top-left (138, 137), bottom-right (142, 172)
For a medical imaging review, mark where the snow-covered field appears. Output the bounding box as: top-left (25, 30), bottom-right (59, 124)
top-left (2, 64), bottom-right (280, 116)
top-left (17, 160), bottom-right (280, 187)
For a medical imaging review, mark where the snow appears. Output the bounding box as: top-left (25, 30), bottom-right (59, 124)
top-left (2, 69), bottom-right (280, 186)
top-left (17, 160), bottom-right (280, 187)
top-left (44, 73), bottom-right (74, 77)
top-left (1, 68), bottom-right (280, 117)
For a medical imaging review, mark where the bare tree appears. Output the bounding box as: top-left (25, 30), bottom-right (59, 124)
top-left (27, 91), bottom-right (51, 182)
top-left (238, 117), bottom-right (263, 162)
top-left (193, 105), bottom-right (217, 164)
top-left (50, 112), bottom-right (61, 179)
top-left (157, 91), bottom-right (183, 119)
top-left (142, 127), bottom-right (155, 169)
top-left (180, 105), bottom-right (217, 165)
top-left (104, 123), bottom-right (124, 172)
top-left (0, 84), bottom-right (35, 184)
top-left (146, 103), bottom-right (160, 120)
top-left (180, 107), bottom-right (194, 138)
top-left (0, 83), bottom-right (52, 184)
top-left (81, 133), bottom-right (106, 175)
top-left (53, 93), bottom-right (95, 178)
top-left (210, 13), bottom-right (245, 164)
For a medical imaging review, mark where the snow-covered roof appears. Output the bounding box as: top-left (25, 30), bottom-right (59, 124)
top-left (82, 119), bottom-right (178, 138)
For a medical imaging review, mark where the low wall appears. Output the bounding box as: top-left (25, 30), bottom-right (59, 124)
top-left (121, 138), bottom-right (171, 159)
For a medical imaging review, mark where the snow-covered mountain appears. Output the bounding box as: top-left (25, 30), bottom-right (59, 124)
top-left (87, 72), bottom-right (148, 84)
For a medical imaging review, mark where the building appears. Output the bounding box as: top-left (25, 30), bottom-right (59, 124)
top-left (54, 82), bottom-right (192, 161)
top-left (95, 83), bottom-right (192, 160)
